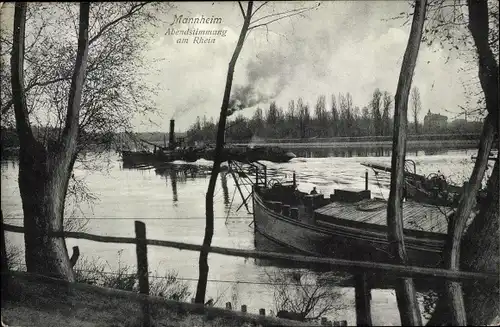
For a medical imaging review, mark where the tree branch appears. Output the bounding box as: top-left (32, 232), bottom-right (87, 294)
top-left (251, 1), bottom-right (269, 18)
top-left (60, 2), bottom-right (90, 154)
top-left (250, 5), bottom-right (314, 25)
top-left (88, 2), bottom-right (149, 46)
top-left (238, 1), bottom-right (246, 19)
top-left (10, 2), bottom-right (35, 146)
top-left (2, 58), bottom-right (100, 115)
top-left (248, 4), bottom-right (319, 31)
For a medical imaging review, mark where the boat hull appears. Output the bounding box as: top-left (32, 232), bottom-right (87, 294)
top-left (252, 189), bottom-right (445, 268)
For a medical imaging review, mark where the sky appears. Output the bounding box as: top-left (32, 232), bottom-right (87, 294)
top-left (138, 1), bottom-right (478, 133)
top-left (1, 1), bottom-right (481, 133)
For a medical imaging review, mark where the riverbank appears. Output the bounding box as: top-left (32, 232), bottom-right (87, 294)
top-left (2, 272), bottom-right (309, 327)
top-left (230, 139), bottom-right (479, 149)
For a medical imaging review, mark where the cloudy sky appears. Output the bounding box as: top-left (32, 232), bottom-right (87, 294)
top-left (1, 1), bottom-right (480, 133)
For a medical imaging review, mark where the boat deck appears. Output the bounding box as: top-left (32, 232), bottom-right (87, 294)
top-left (314, 199), bottom-right (455, 234)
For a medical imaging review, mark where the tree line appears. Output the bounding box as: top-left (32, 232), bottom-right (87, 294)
top-left (186, 88), bottom-right (480, 143)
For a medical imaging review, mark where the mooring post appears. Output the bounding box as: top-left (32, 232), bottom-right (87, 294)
top-left (259, 308), bottom-right (266, 316)
top-left (355, 273), bottom-right (372, 326)
top-left (365, 170), bottom-right (369, 191)
top-left (135, 221), bottom-right (150, 327)
top-left (241, 305), bottom-right (247, 313)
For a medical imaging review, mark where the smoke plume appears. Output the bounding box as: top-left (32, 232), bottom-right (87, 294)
top-left (228, 51), bottom-right (294, 115)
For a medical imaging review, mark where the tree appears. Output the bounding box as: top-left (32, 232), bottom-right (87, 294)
top-left (266, 101), bottom-right (279, 126)
top-left (5, 2), bottom-right (163, 281)
top-left (194, 1), bottom-right (320, 304)
top-left (249, 106), bottom-right (264, 136)
top-left (10, 2), bottom-right (90, 281)
top-left (387, 0), bottom-right (427, 325)
top-left (411, 87), bottom-right (421, 134)
top-left (267, 270), bottom-right (348, 321)
top-left (371, 89), bottom-right (383, 136)
top-left (314, 95), bottom-right (327, 137)
top-left (297, 97), bottom-right (307, 139)
top-left (330, 94), bottom-right (339, 136)
top-left (382, 91), bottom-right (393, 136)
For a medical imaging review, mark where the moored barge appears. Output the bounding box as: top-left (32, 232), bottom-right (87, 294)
top-left (252, 167), bottom-right (468, 268)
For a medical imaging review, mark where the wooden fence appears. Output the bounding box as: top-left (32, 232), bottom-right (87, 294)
top-left (2, 221), bottom-right (497, 327)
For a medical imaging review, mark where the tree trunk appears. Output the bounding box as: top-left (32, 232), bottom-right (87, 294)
top-left (460, 158), bottom-right (499, 325)
top-left (10, 2), bottom-right (90, 281)
top-left (387, 0), bottom-right (427, 325)
top-left (441, 114), bottom-right (496, 325)
top-left (427, 159), bottom-right (499, 326)
top-left (1, 209), bottom-right (8, 303)
top-left (20, 148), bottom-right (75, 280)
top-left (194, 1), bottom-right (253, 303)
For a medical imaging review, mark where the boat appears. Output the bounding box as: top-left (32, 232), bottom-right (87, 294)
top-left (120, 119), bottom-right (296, 166)
top-left (360, 160), bottom-right (487, 208)
top-left (251, 163), bottom-right (468, 269)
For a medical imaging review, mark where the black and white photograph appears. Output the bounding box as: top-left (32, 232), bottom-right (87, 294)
top-left (0, 1), bottom-right (498, 326)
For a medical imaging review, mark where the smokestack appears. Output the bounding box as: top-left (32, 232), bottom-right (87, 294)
top-left (169, 119), bottom-right (175, 149)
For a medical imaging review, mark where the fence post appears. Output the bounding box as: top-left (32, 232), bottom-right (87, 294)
top-left (70, 246), bottom-right (80, 267)
top-left (135, 221), bottom-right (150, 327)
top-left (365, 170), bottom-right (369, 191)
top-left (355, 273), bottom-right (372, 326)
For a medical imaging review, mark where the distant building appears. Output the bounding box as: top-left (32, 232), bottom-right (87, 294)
top-left (423, 110), bottom-right (448, 133)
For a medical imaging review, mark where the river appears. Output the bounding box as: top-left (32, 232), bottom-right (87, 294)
top-left (1, 147), bottom-right (489, 325)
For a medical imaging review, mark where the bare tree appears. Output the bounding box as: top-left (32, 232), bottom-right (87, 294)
top-left (382, 91), bottom-right (392, 136)
top-left (411, 86), bottom-right (421, 134)
top-left (387, 0), bottom-right (427, 325)
top-left (371, 89), bottom-right (383, 136)
top-left (194, 1), bottom-right (320, 303)
top-left (6, 2), bottom-right (165, 281)
top-left (266, 269), bottom-right (349, 321)
top-left (10, 2), bottom-right (90, 280)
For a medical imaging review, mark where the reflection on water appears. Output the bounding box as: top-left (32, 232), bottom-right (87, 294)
top-left (220, 172), bottom-right (230, 207)
top-left (124, 161), bottom-right (233, 210)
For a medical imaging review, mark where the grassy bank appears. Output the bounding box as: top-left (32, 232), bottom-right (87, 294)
top-left (2, 271), bottom-right (308, 327)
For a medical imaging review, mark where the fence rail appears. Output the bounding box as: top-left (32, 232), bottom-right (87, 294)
top-left (3, 222), bottom-right (496, 282)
